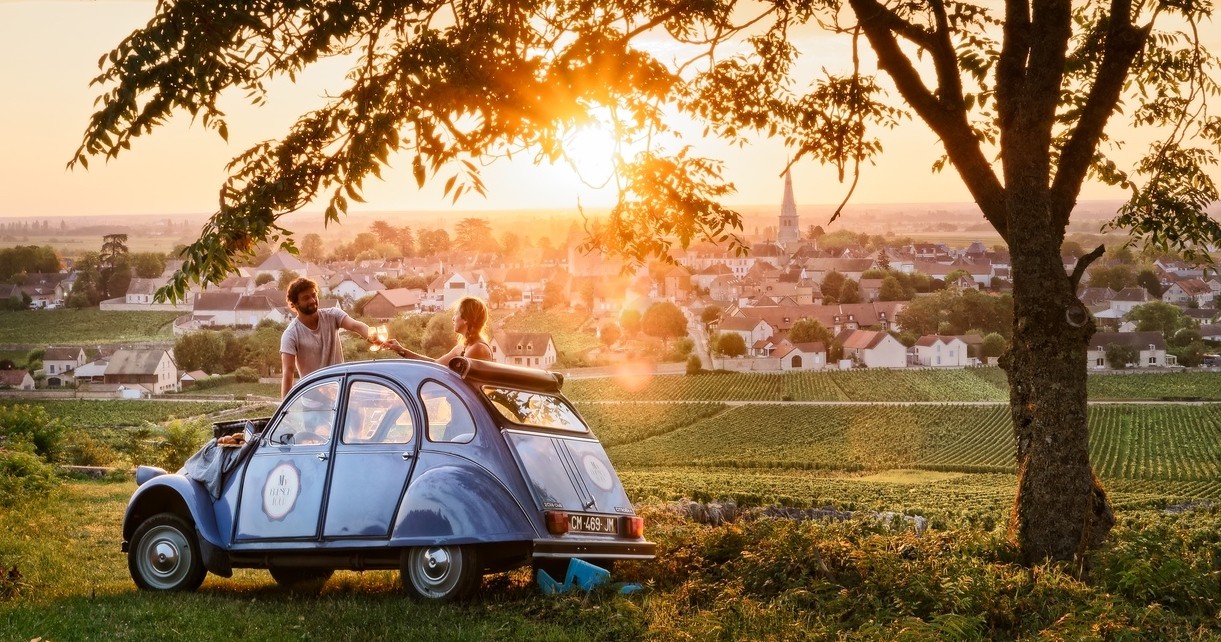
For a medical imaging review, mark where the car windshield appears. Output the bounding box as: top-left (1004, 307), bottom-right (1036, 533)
top-left (481, 386), bottom-right (587, 433)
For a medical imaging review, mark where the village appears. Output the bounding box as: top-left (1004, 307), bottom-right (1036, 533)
top-left (1, 173), bottom-right (1219, 396)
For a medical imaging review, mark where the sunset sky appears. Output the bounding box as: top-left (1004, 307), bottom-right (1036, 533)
top-left (1, 0), bottom-right (1217, 222)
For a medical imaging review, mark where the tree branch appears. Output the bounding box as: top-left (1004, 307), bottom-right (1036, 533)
top-left (1050, 0), bottom-right (1149, 227)
top-left (848, 0), bottom-right (1009, 242)
top-left (1069, 243), bottom-right (1105, 290)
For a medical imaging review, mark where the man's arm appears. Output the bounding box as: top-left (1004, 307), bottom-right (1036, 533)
top-left (281, 353), bottom-right (297, 398)
top-left (338, 315), bottom-right (373, 342)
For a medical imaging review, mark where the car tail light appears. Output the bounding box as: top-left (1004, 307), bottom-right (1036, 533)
top-left (544, 510), bottom-right (569, 535)
top-left (621, 515), bottom-right (644, 539)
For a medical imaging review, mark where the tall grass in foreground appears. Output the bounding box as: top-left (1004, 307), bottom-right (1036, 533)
top-left (2, 481), bottom-right (1218, 641)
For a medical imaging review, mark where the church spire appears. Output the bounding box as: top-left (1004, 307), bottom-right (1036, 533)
top-left (777, 168), bottom-right (800, 246)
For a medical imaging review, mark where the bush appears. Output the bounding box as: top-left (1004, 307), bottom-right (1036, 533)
top-left (61, 429), bottom-right (120, 467)
top-left (187, 373), bottom-right (236, 390)
top-left (0, 449), bottom-right (59, 506)
top-left (0, 404), bottom-right (66, 463)
top-left (686, 354), bottom-right (703, 375)
top-left (233, 366), bottom-right (260, 383)
top-left (155, 419), bottom-right (210, 471)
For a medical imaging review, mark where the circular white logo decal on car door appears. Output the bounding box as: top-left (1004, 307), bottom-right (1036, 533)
top-left (262, 461), bottom-right (301, 521)
top-left (582, 454), bottom-right (614, 491)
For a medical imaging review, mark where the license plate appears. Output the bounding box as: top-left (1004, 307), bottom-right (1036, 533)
top-left (569, 514), bottom-right (617, 534)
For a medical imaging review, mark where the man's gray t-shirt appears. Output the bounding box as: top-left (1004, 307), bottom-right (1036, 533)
top-left (280, 307), bottom-right (351, 377)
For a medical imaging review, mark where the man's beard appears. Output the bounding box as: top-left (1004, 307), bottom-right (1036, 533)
top-left (299, 302), bottom-right (318, 315)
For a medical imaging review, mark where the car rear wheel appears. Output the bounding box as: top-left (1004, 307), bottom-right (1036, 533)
top-left (128, 513), bottom-right (206, 592)
top-left (401, 545), bottom-right (481, 602)
top-left (269, 567), bottom-right (334, 592)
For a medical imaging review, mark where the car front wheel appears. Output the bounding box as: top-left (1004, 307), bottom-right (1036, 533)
top-left (400, 545), bottom-right (481, 601)
top-left (128, 513), bottom-right (206, 591)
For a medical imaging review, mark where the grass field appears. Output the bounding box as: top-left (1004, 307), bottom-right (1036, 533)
top-left (3, 378), bottom-right (1220, 640)
top-left (0, 309), bottom-right (180, 346)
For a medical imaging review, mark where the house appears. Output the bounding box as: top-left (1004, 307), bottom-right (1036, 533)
top-left (490, 332), bottom-right (557, 369)
top-left (426, 271), bottom-right (488, 310)
top-left (180, 370), bottom-right (211, 389)
top-left (913, 335), bottom-right (970, 367)
top-left (363, 288), bottom-right (423, 320)
top-left (74, 358), bottom-right (109, 384)
top-left (1162, 278), bottom-right (1212, 306)
top-left (42, 346), bottom-right (87, 387)
top-left (125, 278), bottom-right (163, 304)
top-left (327, 273), bottom-right (386, 303)
top-left (717, 316), bottom-right (775, 356)
top-left (0, 369), bottom-right (35, 390)
top-left (777, 342), bottom-right (827, 371)
top-left (104, 348), bottom-right (179, 394)
top-left (0, 283), bottom-right (25, 308)
top-left (186, 292), bottom-right (286, 328)
top-left (1087, 331), bottom-right (1172, 369)
top-left (840, 330), bottom-right (907, 368)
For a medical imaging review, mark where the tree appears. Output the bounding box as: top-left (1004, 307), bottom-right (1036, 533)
top-left (1135, 269), bottom-right (1163, 298)
top-left (699, 305), bottom-right (723, 329)
top-left (1104, 344), bottom-right (1139, 370)
top-left (300, 233), bottom-right (325, 263)
top-left (619, 309), bottom-right (642, 338)
top-left (715, 332), bottom-right (747, 358)
top-left (788, 318), bottom-right (833, 346)
top-left (820, 271), bottom-right (847, 305)
top-left (173, 332), bottom-right (226, 373)
top-left (642, 302), bottom-right (688, 344)
top-left (277, 270), bottom-right (300, 292)
top-left (982, 333), bottom-right (1008, 360)
top-left (74, 0), bottom-right (1221, 565)
top-left (838, 279), bottom-right (862, 304)
top-left (878, 275), bottom-right (907, 301)
top-left (599, 322), bottom-right (622, 347)
top-left (1126, 301), bottom-right (1194, 338)
top-left (1087, 263), bottom-right (1135, 292)
top-left (454, 218), bottom-right (499, 254)
top-left (130, 252), bottom-right (167, 279)
top-left (98, 234), bottom-right (128, 300)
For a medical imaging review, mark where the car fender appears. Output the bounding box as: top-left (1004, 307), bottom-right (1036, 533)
top-left (391, 463), bottom-right (534, 544)
top-left (123, 474), bottom-right (224, 550)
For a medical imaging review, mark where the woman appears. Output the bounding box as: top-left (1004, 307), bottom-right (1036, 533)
top-left (383, 296), bottom-right (493, 362)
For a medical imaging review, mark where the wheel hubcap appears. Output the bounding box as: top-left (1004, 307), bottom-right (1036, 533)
top-left (421, 548), bottom-right (451, 583)
top-left (150, 540), bottom-right (180, 574)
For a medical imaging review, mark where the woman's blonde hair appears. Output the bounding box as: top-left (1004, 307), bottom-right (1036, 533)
top-left (455, 296), bottom-right (488, 345)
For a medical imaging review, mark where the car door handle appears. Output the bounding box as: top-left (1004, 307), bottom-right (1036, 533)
top-left (317, 453), bottom-right (329, 461)
top-left (401, 452), bottom-right (414, 461)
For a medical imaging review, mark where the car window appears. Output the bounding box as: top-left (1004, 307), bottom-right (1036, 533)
top-left (481, 386), bottom-right (588, 433)
top-left (343, 380), bottom-right (414, 444)
top-left (420, 381), bottom-right (476, 443)
top-left (268, 380), bottom-right (339, 446)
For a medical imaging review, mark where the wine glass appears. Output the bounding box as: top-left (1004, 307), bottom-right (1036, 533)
top-left (369, 325), bottom-right (389, 352)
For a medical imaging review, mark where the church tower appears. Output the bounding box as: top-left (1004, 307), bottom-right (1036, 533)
top-left (777, 168), bottom-right (800, 247)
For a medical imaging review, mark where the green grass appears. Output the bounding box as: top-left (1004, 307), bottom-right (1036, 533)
top-left (0, 309), bottom-right (181, 345)
top-left (0, 400), bottom-right (243, 429)
top-left (2, 481), bottom-right (1218, 641)
top-left (564, 368), bottom-right (1221, 402)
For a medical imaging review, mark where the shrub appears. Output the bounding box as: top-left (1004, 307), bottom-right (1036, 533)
top-left (686, 354), bottom-right (703, 375)
top-left (187, 373), bottom-right (236, 390)
top-left (61, 429), bottom-right (120, 467)
top-left (0, 449), bottom-right (59, 506)
top-left (0, 404), bottom-right (66, 463)
top-left (233, 366), bottom-right (260, 383)
top-left (155, 419), bottom-right (210, 471)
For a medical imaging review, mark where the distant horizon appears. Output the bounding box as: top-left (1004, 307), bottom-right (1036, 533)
top-left (0, 198), bottom-right (1144, 223)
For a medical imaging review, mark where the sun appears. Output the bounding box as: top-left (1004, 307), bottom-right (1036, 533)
top-left (561, 120), bottom-right (621, 188)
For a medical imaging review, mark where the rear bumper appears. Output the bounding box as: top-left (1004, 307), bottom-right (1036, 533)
top-left (532, 538), bottom-right (656, 560)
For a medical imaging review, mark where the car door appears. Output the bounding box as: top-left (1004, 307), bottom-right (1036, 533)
top-left (235, 378), bottom-right (341, 541)
top-left (323, 377), bottom-right (419, 538)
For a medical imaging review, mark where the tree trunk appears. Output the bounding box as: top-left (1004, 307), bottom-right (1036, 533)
top-left (1001, 198), bottom-right (1114, 565)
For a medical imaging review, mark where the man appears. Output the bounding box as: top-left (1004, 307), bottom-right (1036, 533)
top-left (280, 277), bottom-right (374, 397)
